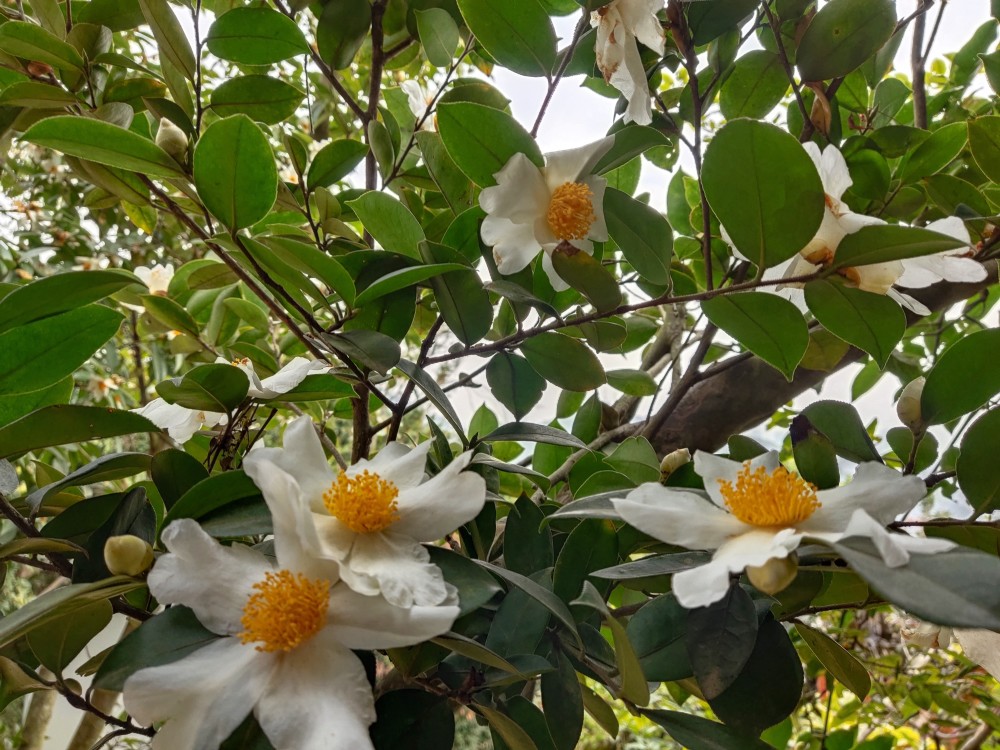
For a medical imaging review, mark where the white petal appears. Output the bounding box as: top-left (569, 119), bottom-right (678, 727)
top-left (149, 520), bottom-right (271, 635)
top-left (619, 0), bottom-right (666, 53)
top-left (836, 208), bottom-right (885, 235)
top-left (542, 250), bottom-right (570, 291)
top-left (338, 530), bottom-right (449, 608)
top-left (313, 514), bottom-right (381, 597)
top-left (125, 637), bottom-right (272, 750)
top-left (542, 136), bottom-right (615, 189)
top-left (671, 562), bottom-right (733, 609)
top-left (617, 31), bottom-right (653, 125)
top-left (255, 629), bottom-right (375, 750)
top-left (695, 450), bottom-right (780, 508)
top-left (926, 216), bottom-right (971, 244)
top-left (244, 416), bottom-right (336, 510)
top-left (254, 358), bottom-right (330, 399)
top-left (612, 483), bottom-right (748, 550)
top-left (328, 585), bottom-right (459, 649)
top-left (393, 452), bottom-right (487, 541)
top-left (134, 399), bottom-right (224, 444)
top-left (887, 287), bottom-right (931, 315)
top-left (817, 145), bottom-right (853, 202)
top-left (354, 439), bottom-right (431, 490)
top-left (801, 462), bottom-right (926, 530)
top-left (401, 80), bottom-right (427, 120)
top-left (481, 215), bottom-right (542, 275)
top-left (584, 175), bottom-right (609, 242)
top-left (898, 255), bottom-right (987, 288)
top-left (809, 509), bottom-right (954, 567)
top-left (851, 260), bottom-right (904, 295)
top-left (479, 152), bottom-right (549, 224)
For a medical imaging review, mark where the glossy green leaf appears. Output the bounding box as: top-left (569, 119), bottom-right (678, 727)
top-left (371, 690), bottom-right (455, 750)
top-left (156, 364), bottom-right (250, 413)
top-left (138, 0), bottom-right (196, 79)
top-left (416, 8), bottom-right (459, 67)
top-left (702, 120), bottom-right (824, 268)
top-left (0, 21), bottom-right (83, 71)
top-left (0, 82), bottom-right (79, 107)
top-left (0, 378), bottom-right (71, 428)
top-left (0, 306), bottom-right (123, 396)
top-left (151, 448), bottom-right (209, 509)
top-left (832, 224), bottom-right (969, 269)
top-left (23, 116), bottom-right (185, 177)
top-left (307, 139), bottom-right (368, 188)
top-left (504, 496), bottom-right (553, 577)
top-left (686, 0), bottom-right (758, 45)
top-left (958, 409), bottom-right (1000, 514)
top-left (486, 352), bottom-right (546, 420)
top-left (720, 51), bottom-right (789, 119)
top-left (476, 705), bottom-right (539, 750)
top-left (25, 452), bottom-right (151, 513)
top-left (521, 332), bottom-right (606, 392)
top-left (396, 359), bottom-right (466, 441)
top-left (702, 292), bottom-right (809, 380)
top-left (552, 519), bottom-right (618, 603)
top-left (421, 242), bottom-right (492, 346)
top-left (897, 122), bottom-right (968, 182)
top-left (921, 329), bottom-right (1000, 425)
top-left (605, 369), bottom-right (657, 396)
top-left (550, 248), bottom-right (622, 313)
top-left (27, 600), bottom-right (112, 674)
top-left (141, 295), bottom-right (199, 338)
top-left (800, 400), bottom-right (881, 463)
top-left (593, 125), bottom-right (669, 175)
top-left (354, 263), bottom-right (466, 306)
top-left (209, 76), bottom-right (304, 125)
top-left (592, 551), bottom-right (713, 579)
top-left (321, 329), bottom-right (401, 374)
top-left (540, 648), bottom-right (584, 750)
top-left (206, 7), bottom-right (309, 64)
top-left (791, 415), bottom-right (840, 489)
top-left (627, 594), bottom-right (693, 682)
top-left (640, 709), bottom-right (774, 750)
top-left (193, 115), bottom-right (278, 230)
top-left (348, 192), bottom-right (425, 259)
top-left (604, 188), bottom-right (672, 286)
top-left (456, 0), bottom-right (556, 77)
top-left (794, 622), bottom-right (871, 698)
top-left (969, 116), bottom-right (1000, 186)
top-left (426, 546), bottom-right (502, 616)
top-left (686, 585), bottom-right (758, 700)
top-left (437, 102), bottom-right (543, 187)
top-left (796, 0), bottom-right (896, 82)
top-left (317, 0), bottom-right (371, 69)
top-left (0, 270), bottom-right (137, 334)
top-left (163, 470), bottom-right (263, 528)
top-left (804, 280), bottom-right (905, 367)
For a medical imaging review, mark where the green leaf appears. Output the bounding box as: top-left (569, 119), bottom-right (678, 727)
top-left (921, 329), bottom-right (1000, 425)
top-left (317, 0), bottom-right (371, 69)
top-left (151, 448), bottom-right (209, 509)
top-left (94, 605), bottom-right (218, 691)
top-left (593, 125), bottom-right (670, 175)
top-left (348, 192), bottom-right (425, 259)
top-left (23, 116), bottom-right (185, 177)
top-left (640, 709), bottom-right (774, 750)
top-left (162, 470), bottom-right (263, 529)
top-left (897, 122), bottom-right (968, 182)
top-left (354, 263), bottom-right (466, 307)
top-left (521, 332), bottom-right (606, 392)
top-left (0, 21), bottom-right (83, 71)
top-left (0, 270), bottom-right (137, 333)
top-left (416, 8), bottom-right (459, 67)
top-left (27, 600), bottom-right (112, 674)
top-left (0, 379), bottom-right (71, 430)
top-left (480, 422), bottom-right (583, 449)
top-left (969, 116), bottom-right (1000, 183)
top-left (421, 242), bottom-right (492, 346)
top-left (486, 352), bottom-right (546, 420)
top-left (425, 546), bottom-right (502, 616)
top-left (456, 0), bottom-right (556, 77)
top-left (796, 0), bottom-right (897, 82)
top-left (321, 329), bottom-right (401, 374)
top-left (833, 538), bottom-right (1000, 629)
top-left (307, 139), bottom-right (368, 188)
top-left (800, 400), bottom-right (881, 463)
top-left (209, 76), bottom-right (304, 125)
top-left (504, 496), bottom-right (553, 577)
top-left (138, 0), bottom-right (196, 79)
top-left (371, 691), bottom-right (455, 750)
top-left (25, 452), bottom-right (151, 513)
top-left (193, 115), bottom-right (277, 230)
top-left (791, 415), bottom-right (840, 489)
top-left (958, 409), bottom-right (1000, 514)
top-left (552, 519), bottom-right (618, 603)
top-left (702, 292), bottom-right (809, 380)
top-left (205, 7), bottom-right (309, 64)
top-left (550, 249), bottom-right (622, 313)
top-left (627, 594), bottom-right (692, 682)
top-left (720, 51), bottom-right (789, 120)
top-left (708, 615), bottom-right (804, 736)
top-left (156, 364), bottom-right (250, 413)
top-left (141, 295), bottom-right (199, 338)
top-left (540, 649), bottom-right (584, 750)
top-left (0, 306), bottom-right (123, 396)
top-left (686, 585), bottom-right (758, 700)
top-left (476, 705), bottom-right (539, 750)
top-left (396, 359), bottom-right (466, 441)
top-left (592, 551), bottom-right (713, 579)
top-left (794, 622), bottom-right (871, 699)
top-left (604, 188), bottom-right (673, 286)
top-left (0, 82), bottom-right (79, 107)
top-left (272, 373), bottom-right (355, 403)
top-left (832, 224), bottom-right (969, 269)
top-left (605, 369), bottom-right (657, 396)
top-left (686, 0), bottom-right (758, 45)
top-left (437, 102), bottom-right (543, 187)
top-left (804, 280), bottom-right (905, 367)
top-left (702, 120), bottom-right (824, 268)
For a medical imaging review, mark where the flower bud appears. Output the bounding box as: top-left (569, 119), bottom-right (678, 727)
top-left (896, 377), bottom-right (926, 433)
top-left (746, 555), bottom-right (799, 596)
top-left (659, 448), bottom-right (691, 483)
top-left (155, 118), bottom-right (188, 162)
top-left (104, 535), bottom-right (154, 577)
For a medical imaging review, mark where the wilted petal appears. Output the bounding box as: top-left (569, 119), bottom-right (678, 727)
top-left (955, 629), bottom-right (1000, 681)
top-left (618, 0), bottom-right (666, 53)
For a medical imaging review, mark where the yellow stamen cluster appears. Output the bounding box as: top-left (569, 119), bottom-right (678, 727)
top-left (231, 357), bottom-right (251, 366)
top-left (323, 470), bottom-right (400, 534)
top-left (239, 570), bottom-right (330, 652)
top-left (718, 463), bottom-right (820, 528)
top-left (547, 182), bottom-right (596, 240)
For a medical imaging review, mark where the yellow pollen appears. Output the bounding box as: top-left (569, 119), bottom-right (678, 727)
top-left (231, 357), bottom-right (250, 366)
top-left (323, 470), bottom-right (400, 533)
top-left (718, 463), bottom-right (820, 528)
top-left (547, 182), bottom-right (596, 240)
top-left (239, 570), bottom-right (329, 652)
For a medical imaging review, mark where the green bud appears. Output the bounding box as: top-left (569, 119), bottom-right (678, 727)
top-left (104, 534), bottom-right (154, 577)
top-left (659, 448), bottom-right (691, 483)
top-left (155, 118), bottom-right (188, 162)
top-left (896, 377), bottom-right (926, 433)
top-left (746, 555), bottom-right (799, 596)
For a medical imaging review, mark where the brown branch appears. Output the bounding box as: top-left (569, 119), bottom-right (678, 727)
top-left (387, 316), bottom-right (443, 442)
top-left (911, 0), bottom-right (929, 129)
top-left (531, 13), bottom-right (589, 137)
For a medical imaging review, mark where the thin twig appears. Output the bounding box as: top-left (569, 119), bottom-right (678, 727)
top-left (531, 13), bottom-right (590, 137)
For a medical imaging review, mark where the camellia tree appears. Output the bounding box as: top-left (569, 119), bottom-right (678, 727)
top-left (1, 0), bottom-right (1000, 747)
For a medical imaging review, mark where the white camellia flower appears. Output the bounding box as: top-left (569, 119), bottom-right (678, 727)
top-left (592, 0), bottom-right (665, 125)
top-left (134, 263), bottom-right (175, 295)
top-left (243, 416), bottom-right (487, 608)
top-left (123, 518), bottom-right (459, 750)
top-left (401, 80), bottom-right (435, 131)
top-left (903, 621), bottom-right (1000, 681)
top-left (479, 137), bottom-right (613, 291)
top-left (134, 357), bottom-right (329, 443)
top-left (612, 451), bottom-right (954, 609)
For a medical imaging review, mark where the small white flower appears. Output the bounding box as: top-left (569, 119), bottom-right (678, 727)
top-left (134, 263), bottom-right (175, 295)
top-left (401, 80), bottom-right (436, 131)
top-left (592, 0), bottom-right (665, 125)
top-left (123, 519), bottom-right (458, 750)
top-left (243, 416), bottom-right (487, 608)
top-left (612, 451), bottom-right (954, 609)
top-left (479, 137), bottom-right (613, 291)
top-left (134, 358), bottom-right (329, 443)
